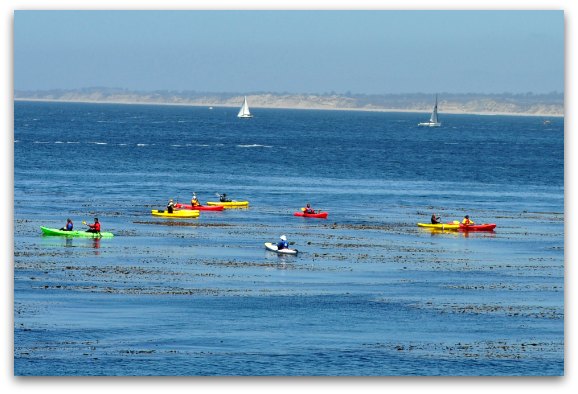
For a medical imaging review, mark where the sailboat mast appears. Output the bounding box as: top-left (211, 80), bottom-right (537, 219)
top-left (430, 94), bottom-right (439, 123)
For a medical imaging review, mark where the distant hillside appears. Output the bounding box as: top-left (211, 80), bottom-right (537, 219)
top-left (14, 88), bottom-right (564, 116)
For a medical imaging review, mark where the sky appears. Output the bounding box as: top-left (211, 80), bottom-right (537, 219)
top-left (13, 10), bottom-right (564, 95)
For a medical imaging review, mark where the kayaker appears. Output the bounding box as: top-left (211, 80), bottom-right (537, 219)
top-left (304, 203), bottom-right (316, 214)
top-left (277, 235), bottom-right (289, 250)
top-left (219, 193), bottom-right (232, 202)
top-left (462, 215), bottom-right (475, 225)
top-left (86, 218), bottom-right (101, 234)
top-left (60, 218), bottom-right (73, 231)
top-left (167, 199), bottom-right (175, 213)
top-left (431, 213), bottom-right (440, 224)
top-left (191, 193), bottom-right (200, 207)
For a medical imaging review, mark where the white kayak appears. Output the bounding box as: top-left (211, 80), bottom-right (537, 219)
top-left (264, 242), bottom-right (298, 255)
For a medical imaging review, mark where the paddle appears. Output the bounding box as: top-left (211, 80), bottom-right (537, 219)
top-left (301, 206), bottom-right (321, 214)
top-left (82, 220), bottom-right (101, 235)
top-left (271, 241), bottom-right (296, 246)
top-left (215, 192), bottom-right (234, 202)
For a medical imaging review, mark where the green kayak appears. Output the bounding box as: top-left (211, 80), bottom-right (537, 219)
top-left (40, 226), bottom-right (114, 238)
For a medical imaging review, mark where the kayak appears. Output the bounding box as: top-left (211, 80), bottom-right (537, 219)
top-left (417, 223), bottom-right (460, 230)
top-left (151, 209), bottom-right (200, 218)
top-left (174, 203), bottom-right (224, 211)
top-left (294, 211), bottom-right (328, 219)
top-left (41, 226), bottom-right (114, 238)
top-left (206, 201), bottom-right (249, 208)
top-left (264, 242), bottom-right (298, 255)
top-left (459, 223), bottom-right (496, 231)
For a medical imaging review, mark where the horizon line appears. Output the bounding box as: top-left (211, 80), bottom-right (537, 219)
top-left (14, 87), bottom-right (565, 97)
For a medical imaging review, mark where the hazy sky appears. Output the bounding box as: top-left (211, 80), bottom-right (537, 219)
top-left (14, 10), bottom-right (564, 94)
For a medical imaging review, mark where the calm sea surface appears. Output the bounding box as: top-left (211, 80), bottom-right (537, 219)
top-left (13, 101), bottom-right (564, 376)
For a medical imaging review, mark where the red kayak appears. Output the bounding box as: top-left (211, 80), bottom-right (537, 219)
top-left (294, 211), bottom-right (328, 219)
top-left (174, 203), bottom-right (224, 211)
top-left (458, 223), bottom-right (496, 231)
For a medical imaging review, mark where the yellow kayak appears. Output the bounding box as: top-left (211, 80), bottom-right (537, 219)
top-left (151, 209), bottom-right (200, 218)
top-left (417, 222), bottom-right (459, 230)
top-left (206, 201), bottom-right (249, 208)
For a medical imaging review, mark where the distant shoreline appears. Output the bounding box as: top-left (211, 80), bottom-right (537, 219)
top-left (14, 98), bottom-right (564, 118)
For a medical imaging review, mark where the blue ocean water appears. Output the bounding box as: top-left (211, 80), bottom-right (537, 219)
top-left (13, 101), bottom-right (564, 376)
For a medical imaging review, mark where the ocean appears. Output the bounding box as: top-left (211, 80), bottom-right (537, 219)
top-left (13, 100), bottom-right (564, 376)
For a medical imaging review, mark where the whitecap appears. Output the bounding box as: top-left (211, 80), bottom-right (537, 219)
top-left (237, 144), bottom-right (272, 148)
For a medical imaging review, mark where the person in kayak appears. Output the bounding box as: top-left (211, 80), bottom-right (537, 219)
top-left (191, 193), bottom-right (200, 207)
top-left (59, 218), bottom-right (73, 231)
top-left (304, 203), bottom-right (316, 214)
top-left (219, 193), bottom-right (232, 202)
top-left (86, 218), bottom-right (101, 234)
top-left (167, 199), bottom-right (175, 213)
top-left (431, 213), bottom-right (441, 224)
top-left (462, 215), bottom-right (475, 225)
top-left (277, 235), bottom-right (289, 250)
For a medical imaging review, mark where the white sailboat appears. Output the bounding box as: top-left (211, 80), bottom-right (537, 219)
top-left (237, 96), bottom-right (253, 118)
top-left (418, 95), bottom-right (441, 127)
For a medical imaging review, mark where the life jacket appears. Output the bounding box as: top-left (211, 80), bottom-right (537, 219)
top-left (66, 221), bottom-right (73, 231)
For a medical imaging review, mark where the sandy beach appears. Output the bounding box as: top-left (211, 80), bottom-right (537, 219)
top-left (14, 97), bottom-right (564, 118)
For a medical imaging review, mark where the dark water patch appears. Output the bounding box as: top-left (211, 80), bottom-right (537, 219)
top-left (362, 340), bottom-right (563, 361)
top-left (407, 301), bottom-right (563, 320)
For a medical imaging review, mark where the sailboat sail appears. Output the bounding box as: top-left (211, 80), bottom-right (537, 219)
top-left (429, 97), bottom-right (439, 123)
top-left (237, 96), bottom-right (253, 118)
top-left (418, 95), bottom-right (441, 127)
